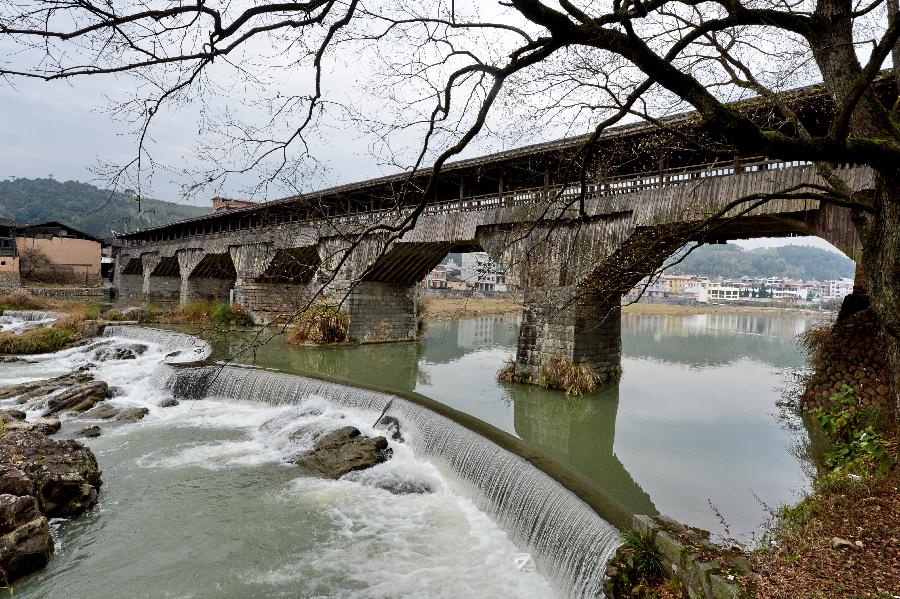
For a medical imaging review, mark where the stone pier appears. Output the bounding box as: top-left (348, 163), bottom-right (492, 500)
top-left (345, 281), bottom-right (418, 343)
top-left (517, 287), bottom-right (622, 380)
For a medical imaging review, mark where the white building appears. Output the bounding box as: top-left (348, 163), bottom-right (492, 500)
top-left (458, 252), bottom-right (509, 292)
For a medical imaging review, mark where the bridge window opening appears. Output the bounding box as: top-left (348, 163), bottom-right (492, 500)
top-left (647, 236), bottom-right (855, 308)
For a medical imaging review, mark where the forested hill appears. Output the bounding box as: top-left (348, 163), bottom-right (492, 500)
top-left (0, 178), bottom-right (211, 238)
top-left (668, 243), bottom-right (855, 280)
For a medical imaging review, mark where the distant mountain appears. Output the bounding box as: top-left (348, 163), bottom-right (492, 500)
top-left (667, 243), bottom-right (854, 280)
top-left (0, 178), bottom-right (211, 239)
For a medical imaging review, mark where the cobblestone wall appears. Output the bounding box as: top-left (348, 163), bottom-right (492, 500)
top-left (145, 276), bottom-right (180, 304)
top-left (182, 277), bottom-right (233, 305)
top-left (235, 282), bottom-right (314, 323)
top-left (116, 274), bottom-right (144, 302)
top-left (23, 286), bottom-right (111, 301)
top-left (0, 271), bottom-right (20, 290)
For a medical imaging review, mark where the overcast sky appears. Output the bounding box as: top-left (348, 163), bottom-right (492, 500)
top-left (0, 1), bottom-right (854, 258)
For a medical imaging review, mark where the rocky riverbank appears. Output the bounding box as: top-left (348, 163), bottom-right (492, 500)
top-left (0, 415), bottom-right (102, 585)
top-left (0, 339), bottom-right (161, 585)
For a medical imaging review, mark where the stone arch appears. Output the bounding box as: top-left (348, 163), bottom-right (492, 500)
top-left (182, 252), bottom-right (236, 305)
top-left (145, 255), bottom-right (181, 303)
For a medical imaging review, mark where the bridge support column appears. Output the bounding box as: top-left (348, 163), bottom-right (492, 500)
top-left (229, 243), bottom-right (280, 322)
top-left (345, 281), bottom-right (418, 343)
top-left (140, 254), bottom-right (161, 299)
top-left (176, 249), bottom-right (206, 305)
top-left (517, 287), bottom-right (622, 382)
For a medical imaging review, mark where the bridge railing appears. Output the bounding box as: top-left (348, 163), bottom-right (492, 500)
top-left (416, 156), bottom-right (821, 217)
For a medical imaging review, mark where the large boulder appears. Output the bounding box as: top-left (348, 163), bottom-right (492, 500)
top-left (43, 381), bottom-right (108, 416)
top-left (0, 430), bottom-right (102, 518)
top-left (292, 426), bottom-right (391, 480)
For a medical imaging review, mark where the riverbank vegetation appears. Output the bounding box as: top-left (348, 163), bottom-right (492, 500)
top-left (0, 325), bottom-right (78, 354)
top-left (418, 296), bottom-right (523, 320)
top-left (747, 310), bottom-right (899, 597)
top-left (163, 300), bottom-right (252, 327)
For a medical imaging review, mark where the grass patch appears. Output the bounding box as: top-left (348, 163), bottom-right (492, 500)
top-left (621, 529), bottom-right (665, 578)
top-left (0, 326), bottom-right (78, 354)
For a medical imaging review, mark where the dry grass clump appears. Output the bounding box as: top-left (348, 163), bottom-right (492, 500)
top-left (498, 354), bottom-right (608, 396)
top-left (497, 358), bottom-right (517, 383)
top-left (287, 305), bottom-right (349, 344)
top-left (796, 321), bottom-right (833, 367)
top-left (539, 355), bottom-right (600, 396)
top-left (0, 290), bottom-right (51, 311)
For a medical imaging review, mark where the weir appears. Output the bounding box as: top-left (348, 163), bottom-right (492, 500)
top-left (105, 326), bottom-right (621, 598)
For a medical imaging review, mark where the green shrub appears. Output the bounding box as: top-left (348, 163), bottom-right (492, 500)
top-left (816, 385), bottom-right (895, 475)
top-left (83, 304), bottom-right (103, 320)
top-left (210, 302), bottom-right (253, 327)
top-left (0, 327), bottom-right (77, 354)
top-left (105, 310), bottom-right (124, 321)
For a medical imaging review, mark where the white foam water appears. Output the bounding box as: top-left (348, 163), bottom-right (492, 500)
top-left (0, 326), bottom-right (619, 598)
top-left (0, 310), bottom-right (57, 333)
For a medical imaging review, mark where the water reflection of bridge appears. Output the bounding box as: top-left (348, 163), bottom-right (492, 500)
top-left (509, 384), bottom-right (658, 519)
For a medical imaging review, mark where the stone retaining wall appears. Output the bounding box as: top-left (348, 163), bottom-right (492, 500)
top-left (23, 286), bottom-right (111, 301)
top-left (606, 514), bottom-right (750, 599)
top-left (800, 306), bottom-right (892, 413)
top-left (0, 271), bottom-right (20, 290)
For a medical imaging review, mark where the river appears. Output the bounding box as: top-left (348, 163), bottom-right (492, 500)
top-left (0, 310), bottom-right (822, 598)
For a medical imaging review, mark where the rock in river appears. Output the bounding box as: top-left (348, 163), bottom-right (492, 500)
top-left (84, 403), bottom-right (121, 420)
top-left (0, 371), bottom-right (93, 403)
top-left (78, 426), bottom-right (102, 438)
top-left (115, 407), bottom-right (149, 423)
top-left (0, 494), bottom-right (52, 583)
top-left (43, 381), bottom-right (108, 416)
top-left (293, 426), bottom-right (391, 480)
top-left (0, 429), bottom-right (102, 583)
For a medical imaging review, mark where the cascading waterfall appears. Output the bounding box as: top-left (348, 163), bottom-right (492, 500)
top-left (0, 310), bottom-right (57, 333)
top-left (110, 327), bottom-right (621, 598)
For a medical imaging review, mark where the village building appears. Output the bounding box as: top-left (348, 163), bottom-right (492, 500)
top-left (0, 220), bottom-right (103, 288)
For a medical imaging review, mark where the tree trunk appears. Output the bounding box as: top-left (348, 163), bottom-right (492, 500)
top-left (860, 176), bottom-right (900, 427)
